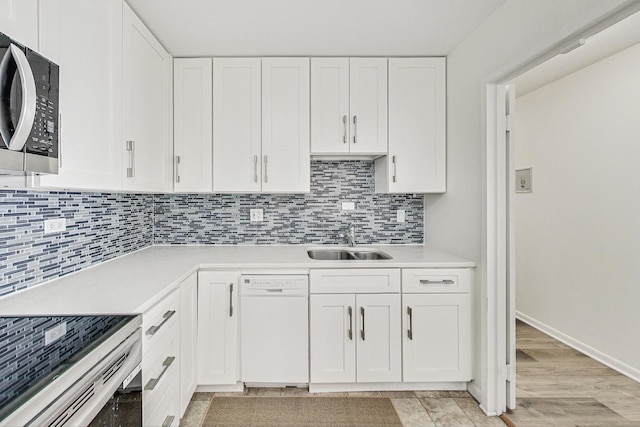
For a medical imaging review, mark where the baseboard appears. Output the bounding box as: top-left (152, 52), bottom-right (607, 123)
top-left (309, 382), bottom-right (467, 393)
top-left (516, 311), bottom-right (640, 383)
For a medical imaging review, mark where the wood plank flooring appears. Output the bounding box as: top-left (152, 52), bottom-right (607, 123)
top-left (504, 320), bottom-right (640, 426)
top-left (181, 390), bottom-right (506, 426)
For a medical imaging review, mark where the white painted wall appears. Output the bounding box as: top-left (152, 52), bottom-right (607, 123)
top-left (432, 0), bottom-right (632, 414)
top-left (515, 43), bottom-right (640, 380)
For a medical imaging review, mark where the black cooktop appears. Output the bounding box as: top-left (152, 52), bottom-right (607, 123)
top-left (0, 315), bottom-right (136, 420)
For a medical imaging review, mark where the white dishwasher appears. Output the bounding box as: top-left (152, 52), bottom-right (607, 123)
top-left (240, 275), bottom-right (309, 385)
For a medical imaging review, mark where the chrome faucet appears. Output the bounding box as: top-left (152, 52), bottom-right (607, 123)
top-left (339, 225), bottom-right (356, 247)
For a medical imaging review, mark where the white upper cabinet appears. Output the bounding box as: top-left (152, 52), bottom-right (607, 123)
top-left (122, 3), bottom-right (173, 193)
top-left (262, 57), bottom-right (310, 193)
top-left (0, 0), bottom-right (38, 50)
top-left (38, 0), bottom-right (123, 191)
top-left (311, 58), bottom-right (387, 155)
top-left (376, 58), bottom-right (446, 193)
top-left (174, 58), bottom-right (212, 192)
top-left (212, 58), bottom-right (262, 193)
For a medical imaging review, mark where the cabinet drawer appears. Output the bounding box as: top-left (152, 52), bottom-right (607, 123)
top-left (310, 269), bottom-right (400, 294)
top-left (402, 268), bottom-right (472, 293)
top-left (142, 289), bottom-right (180, 352)
top-left (146, 372), bottom-right (180, 427)
top-left (143, 321), bottom-right (180, 423)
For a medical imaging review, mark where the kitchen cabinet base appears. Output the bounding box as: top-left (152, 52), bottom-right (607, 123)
top-left (196, 382), bottom-right (245, 393)
top-left (309, 381), bottom-right (468, 393)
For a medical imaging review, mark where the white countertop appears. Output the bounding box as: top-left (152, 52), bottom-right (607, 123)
top-left (0, 245), bottom-right (475, 316)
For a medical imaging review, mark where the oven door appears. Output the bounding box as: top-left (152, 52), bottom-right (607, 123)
top-left (88, 363), bottom-right (142, 427)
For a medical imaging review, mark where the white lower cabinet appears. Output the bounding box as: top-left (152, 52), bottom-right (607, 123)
top-left (402, 294), bottom-right (471, 382)
top-left (197, 271), bottom-right (239, 385)
top-left (179, 273), bottom-right (198, 417)
top-left (141, 289), bottom-right (180, 424)
top-left (309, 270), bottom-right (402, 385)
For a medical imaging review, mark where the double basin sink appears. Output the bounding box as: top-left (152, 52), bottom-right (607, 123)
top-left (307, 247), bottom-right (392, 261)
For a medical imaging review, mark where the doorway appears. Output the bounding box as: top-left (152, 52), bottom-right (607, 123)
top-left (491, 8), bottom-right (640, 423)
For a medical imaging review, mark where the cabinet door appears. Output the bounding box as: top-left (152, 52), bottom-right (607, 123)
top-left (122, 3), bottom-right (172, 192)
top-left (382, 58), bottom-right (446, 193)
top-left (349, 58), bottom-right (387, 155)
top-left (310, 294), bottom-right (356, 383)
top-left (0, 0), bottom-right (38, 49)
top-left (174, 58), bottom-right (212, 192)
top-left (310, 58), bottom-right (349, 154)
top-left (212, 58), bottom-right (261, 192)
top-left (402, 293), bottom-right (471, 382)
top-left (261, 58), bottom-right (310, 193)
top-left (38, 0), bottom-right (123, 191)
top-left (197, 271), bottom-right (238, 385)
top-left (179, 273), bottom-right (197, 417)
top-left (356, 293), bottom-right (401, 383)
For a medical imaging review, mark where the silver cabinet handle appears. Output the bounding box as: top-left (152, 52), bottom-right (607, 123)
top-left (392, 155), bottom-right (397, 183)
top-left (343, 115), bottom-right (348, 144)
top-left (263, 155), bottom-right (268, 183)
top-left (419, 279), bottom-right (455, 285)
top-left (253, 154), bottom-right (258, 183)
top-left (407, 306), bottom-right (413, 340)
top-left (360, 307), bottom-right (365, 341)
top-left (144, 356), bottom-right (175, 390)
top-left (162, 415), bottom-right (175, 427)
top-left (126, 140), bottom-right (135, 178)
top-left (229, 283), bottom-right (234, 317)
top-left (175, 155), bottom-right (181, 183)
top-left (145, 310), bottom-right (176, 336)
top-left (347, 306), bottom-right (353, 341)
top-left (352, 115), bottom-right (358, 144)
top-left (58, 114), bottom-right (62, 168)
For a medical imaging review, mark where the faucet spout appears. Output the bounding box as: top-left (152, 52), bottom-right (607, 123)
top-left (339, 225), bottom-right (356, 247)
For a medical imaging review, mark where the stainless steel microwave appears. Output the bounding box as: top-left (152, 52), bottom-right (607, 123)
top-left (0, 31), bottom-right (59, 175)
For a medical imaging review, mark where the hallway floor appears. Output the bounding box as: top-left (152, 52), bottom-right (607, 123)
top-left (505, 320), bottom-right (640, 426)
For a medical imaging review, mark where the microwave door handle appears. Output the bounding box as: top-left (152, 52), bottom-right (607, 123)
top-left (0, 47), bottom-right (15, 149)
top-left (0, 45), bottom-right (36, 152)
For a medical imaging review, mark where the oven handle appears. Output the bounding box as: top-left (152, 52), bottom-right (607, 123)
top-left (0, 44), bottom-right (37, 151)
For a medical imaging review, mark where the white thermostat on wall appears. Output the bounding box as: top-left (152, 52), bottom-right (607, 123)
top-left (515, 168), bottom-right (532, 193)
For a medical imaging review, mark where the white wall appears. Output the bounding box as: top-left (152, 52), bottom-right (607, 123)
top-left (515, 43), bottom-right (640, 380)
top-left (432, 0), bottom-right (632, 413)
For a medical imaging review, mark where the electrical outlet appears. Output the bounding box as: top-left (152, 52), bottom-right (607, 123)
top-left (44, 322), bottom-right (67, 346)
top-left (396, 210), bottom-right (406, 223)
top-left (341, 201), bottom-right (355, 211)
top-left (250, 209), bottom-right (263, 222)
top-left (44, 218), bottom-right (66, 234)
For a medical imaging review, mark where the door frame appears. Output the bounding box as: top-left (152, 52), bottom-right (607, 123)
top-left (483, 2), bottom-right (640, 415)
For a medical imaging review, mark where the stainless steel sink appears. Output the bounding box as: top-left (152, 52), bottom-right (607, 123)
top-left (307, 248), bottom-right (392, 261)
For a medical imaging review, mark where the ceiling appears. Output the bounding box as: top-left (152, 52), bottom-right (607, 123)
top-left (125, 0), bottom-right (506, 57)
top-left (513, 11), bottom-right (640, 97)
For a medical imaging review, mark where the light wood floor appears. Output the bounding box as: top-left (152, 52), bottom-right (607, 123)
top-left (504, 320), bottom-right (640, 426)
top-left (182, 389), bottom-right (506, 426)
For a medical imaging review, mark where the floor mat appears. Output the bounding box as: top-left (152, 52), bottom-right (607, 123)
top-left (202, 396), bottom-right (404, 427)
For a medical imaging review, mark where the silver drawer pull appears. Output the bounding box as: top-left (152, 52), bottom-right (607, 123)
top-left (253, 154), bottom-right (258, 183)
top-left (145, 356), bottom-right (176, 391)
top-left (347, 306), bottom-right (353, 341)
top-left (264, 155), bottom-right (268, 183)
top-left (146, 310), bottom-right (176, 336)
top-left (175, 155), bottom-right (181, 183)
top-left (229, 283), bottom-right (234, 317)
top-left (419, 279), bottom-right (455, 285)
top-left (407, 306), bottom-right (413, 340)
top-left (343, 115), bottom-right (348, 144)
top-left (353, 115), bottom-right (358, 144)
top-left (126, 140), bottom-right (135, 178)
top-left (162, 415), bottom-right (175, 427)
top-left (360, 307), bottom-right (365, 341)
top-left (392, 155), bottom-right (397, 183)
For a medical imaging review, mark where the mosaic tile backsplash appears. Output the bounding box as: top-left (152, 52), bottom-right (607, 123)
top-left (154, 161), bottom-right (424, 245)
top-left (0, 191), bottom-right (154, 297)
top-left (0, 316), bottom-right (124, 411)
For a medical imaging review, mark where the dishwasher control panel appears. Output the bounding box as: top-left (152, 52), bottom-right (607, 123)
top-left (240, 275), bottom-right (308, 295)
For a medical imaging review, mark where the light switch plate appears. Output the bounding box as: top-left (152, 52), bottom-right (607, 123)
top-left (516, 168), bottom-right (533, 193)
top-left (396, 210), bottom-right (406, 223)
top-left (341, 202), bottom-right (355, 211)
top-left (250, 209), bottom-right (263, 222)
